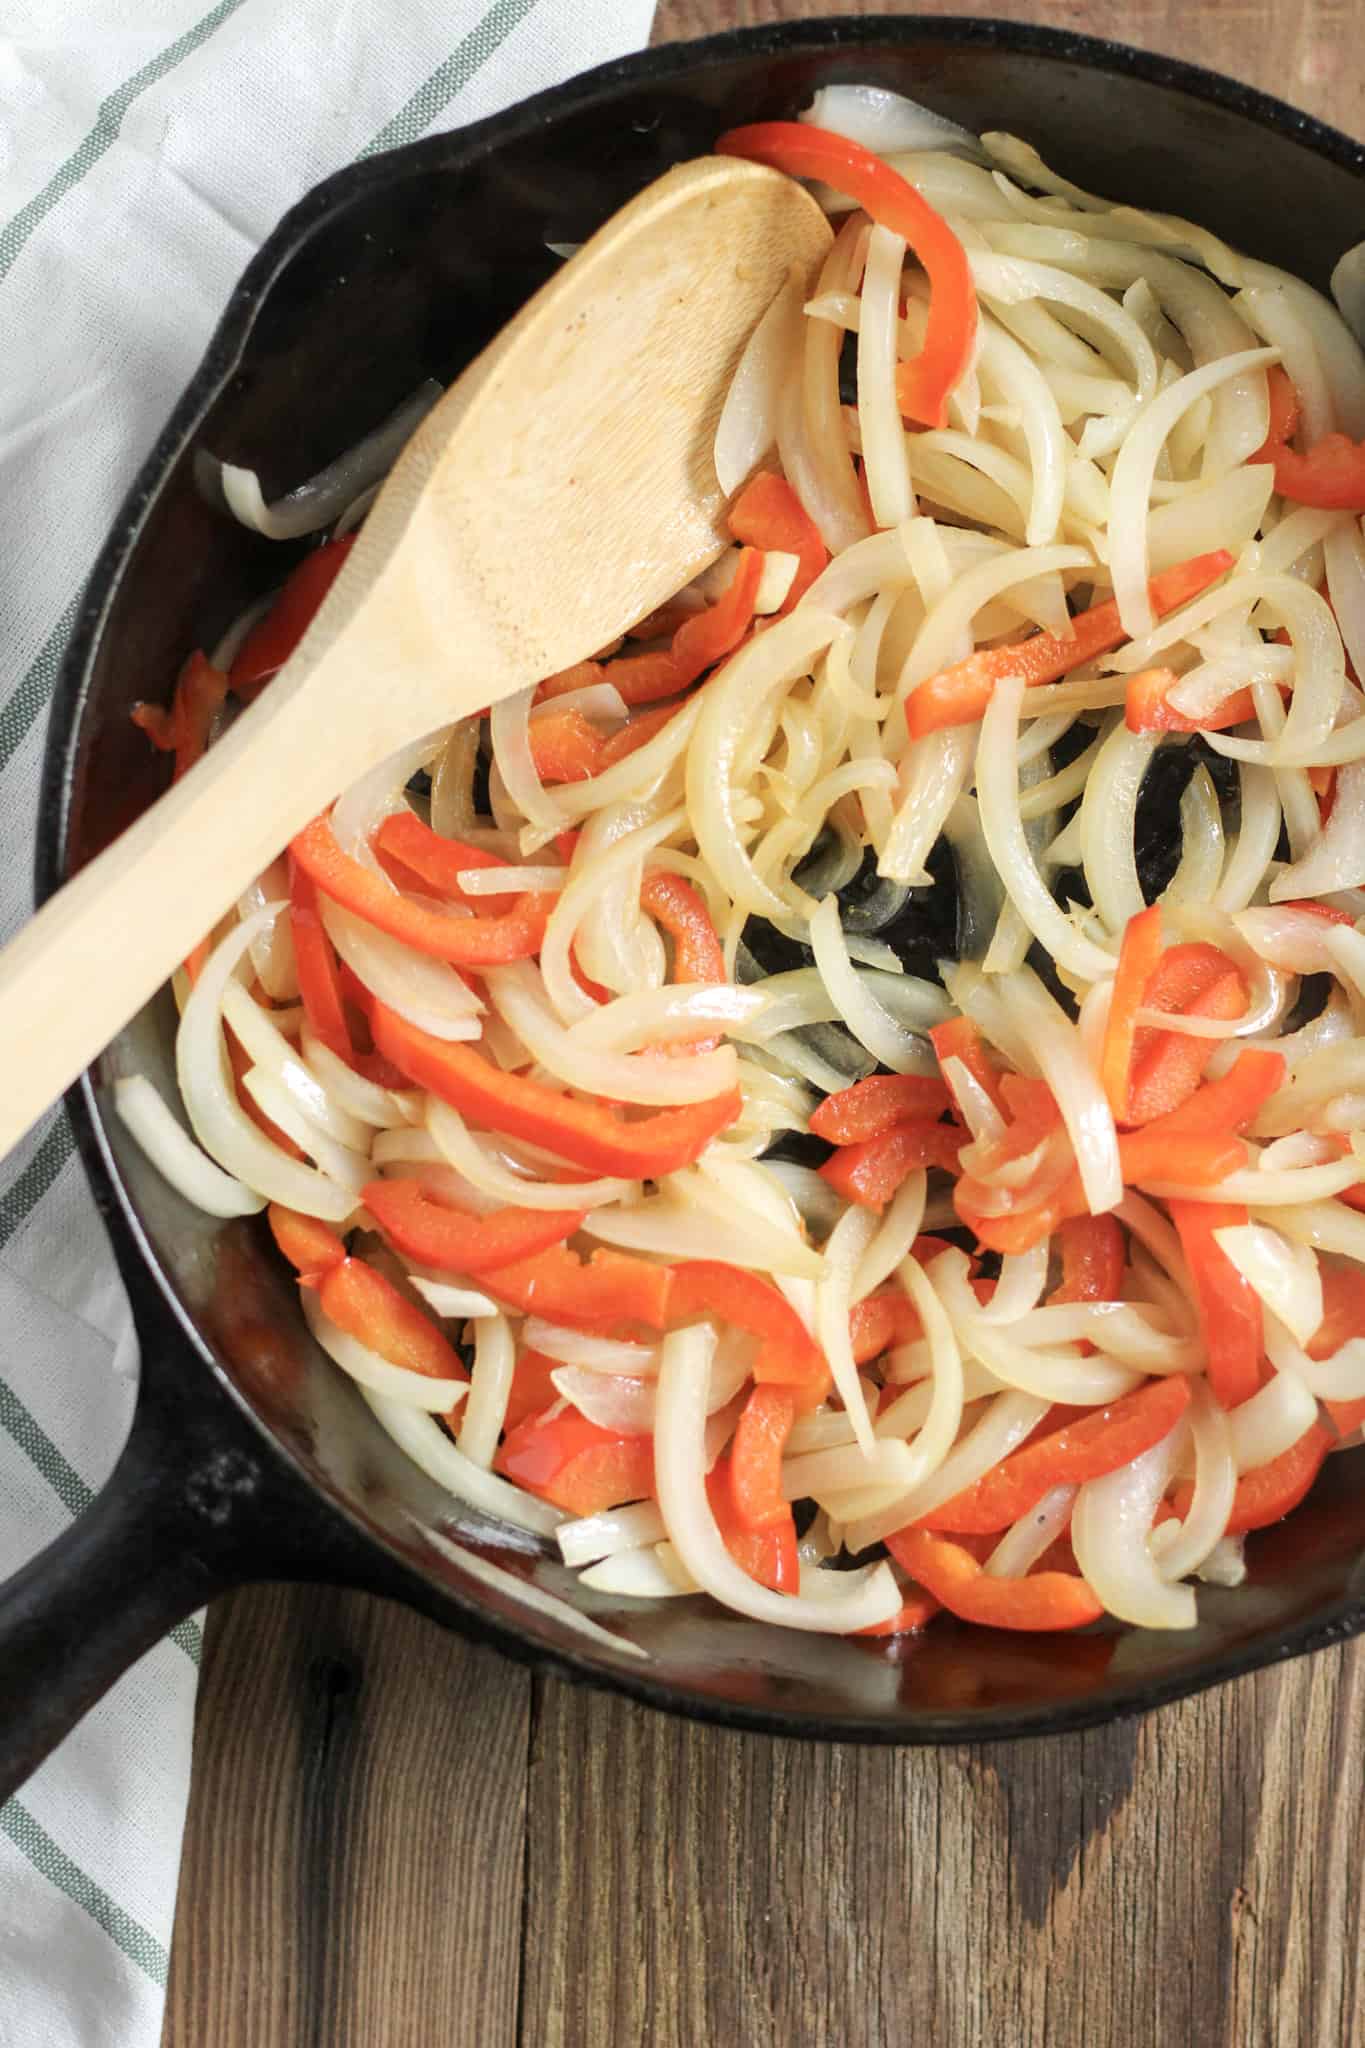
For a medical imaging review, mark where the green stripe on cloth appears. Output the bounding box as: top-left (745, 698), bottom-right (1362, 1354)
top-left (0, 1374), bottom-right (203, 1667)
top-left (361, 0), bottom-right (544, 156)
top-left (0, 596), bottom-right (80, 780)
top-left (0, 1116), bottom-right (75, 1253)
top-left (0, 1797), bottom-right (169, 1985)
top-left (0, 0), bottom-right (252, 286)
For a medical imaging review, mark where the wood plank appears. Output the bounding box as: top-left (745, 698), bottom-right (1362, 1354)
top-left (163, 1584), bottom-right (530, 2048)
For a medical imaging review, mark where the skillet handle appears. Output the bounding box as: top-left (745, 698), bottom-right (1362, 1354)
top-left (0, 1268), bottom-right (376, 1805)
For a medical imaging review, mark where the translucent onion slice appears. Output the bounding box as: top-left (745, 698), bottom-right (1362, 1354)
top-left (300, 1026), bottom-right (421, 1130)
top-left (1150, 1380), bottom-right (1236, 1583)
top-left (524, 1320), bottom-right (659, 1375)
top-left (114, 1074), bottom-right (265, 1218)
top-left (320, 897), bottom-right (483, 1040)
top-left (1269, 762), bottom-right (1365, 900)
top-left (209, 380), bottom-right (442, 539)
top-left (1228, 1369), bottom-right (1319, 1472)
top-left (802, 83), bottom-right (982, 159)
top-left (241, 1067), bottom-right (370, 1194)
top-left (1007, 1304), bottom-right (1199, 1372)
top-left (654, 1324), bottom-right (901, 1630)
top-left (1263, 1315), bottom-right (1365, 1401)
top-left (780, 1440), bottom-right (918, 1503)
top-left (1212, 1222), bottom-right (1323, 1346)
top-left (551, 1368), bottom-right (654, 1436)
top-left (239, 857), bottom-right (299, 999)
top-left (176, 911), bottom-right (354, 1218)
top-left (851, 1389), bottom-right (1048, 1551)
top-left (365, 1389), bottom-right (564, 1536)
top-left (425, 1098), bottom-right (634, 1211)
top-left (852, 1174), bottom-right (928, 1300)
top-left (994, 965), bottom-right (1123, 1216)
top-left (984, 1483), bottom-right (1078, 1580)
top-left (486, 962), bottom-right (736, 1106)
top-left (556, 1501), bottom-right (667, 1569)
top-left (332, 743), bottom-right (452, 868)
top-left (567, 983), bottom-right (770, 1052)
top-left (408, 1275), bottom-right (500, 1321)
top-left (302, 1289), bottom-right (466, 1412)
top-left (579, 1545), bottom-right (698, 1598)
top-left (976, 1242), bottom-right (1050, 1323)
top-left (808, 895), bottom-right (931, 1073)
top-left (421, 1523), bottom-right (649, 1661)
top-left (220, 980), bottom-right (371, 1151)
top-left (582, 1187), bottom-right (821, 1279)
top-left (1071, 1424), bottom-right (1196, 1629)
top-left (715, 271), bottom-right (804, 498)
top-left (815, 1204), bottom-right (881, 1457)
top-left (455, 1312), bottom-right (515, 1469)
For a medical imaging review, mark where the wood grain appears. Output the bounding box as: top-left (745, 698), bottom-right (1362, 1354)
top-left (164, 7), bottom-right (1365, 2046)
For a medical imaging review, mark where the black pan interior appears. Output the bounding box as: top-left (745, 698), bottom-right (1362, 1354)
top-left (46, 19), bottom-right (1365, 1740)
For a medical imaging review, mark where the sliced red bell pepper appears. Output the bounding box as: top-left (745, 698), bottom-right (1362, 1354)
top-left (809, 1072), bottom-right (954, 1145)
top-left (230, 534), bottom-right (357, 699)
top-left (818, 1119), bottom-right (965, 1209)
top-left (477, 1243), bottom-right (673, 1332)
top-left (131, 650), bottom-right (229, 782)
top-left (669, 1262), bottom-right (829, 1406)
top-left (904, 551), bottom-right (1234, 737)
top-left (1137, 1049), bottom-right (1285, 1140)
top-left (1171, 1420), bottom-right (1332, 1533)
top-left (727, 471), bottom-right (828, 611)
top-left (849, 1286), bottom-right (923, 1364)
top-left (536, 658), bottom-right (607, 704)
top-left (528, 707), bottom-right (606, 783)
top-left (886, 1527), bottom-right (1104, 1631)
top-left (717, 123), bottom-right (976, 431)
top-left (288, 853), bottom-right (353, 1062)
top-left (1125, 665), bottom-right (1262, 735)
top-left (361, 1178), bottom-right (586, 1275)
top-left (1100, 904), bottom-right (1165, 1121)
top-left (729, 1386), bottom-right (796, 1530)
top-left (919, 1376), bottom-right (1192, 1535)
top-left (856, 1586), bottom-right (942, 1636)
top-left (597, 702), bottom-right (683, 769)
top-left (495, 1407), bottom-right (654, 1514)
top-left (707, 1458), bottom-right (799, 1592)
top-left (268, 1205), bottom-right (348, 1284)
top-left (958, 1130), bottom-right (1244, 1256)
top-left (224, 1025), bottom-right (305, 1160)
top-left (639, 869), bottom-right (726, 1054)
top-left (291, 814), bottom-right (553, 967)
top-left (930, 1015), bottom-right (1011, 1120)
top-left (319, 1256), bottom-right (468, 1381)
top-left (500, 1349), bottom-right (564, 1435)
top-left (1253, 369), bottom-right (1365, 510)
top-left (1169, 1199), bottom-right (1262, 1408)
top-left (373, 811), bottom-right (514, 899)
top-left (1122, 941), bottom-right (1248, 1127)
top-left (1051, 1214), bottom-right (1126, 1305)
top-left (1309, 1260), bottom-right (1365, 1361)
top-left (1252, 363), bottom-right (1302, 458)
top-left (371, 1003), bottom-right (741, 1179)
top-left (602, 548), bottom-right (764, 706)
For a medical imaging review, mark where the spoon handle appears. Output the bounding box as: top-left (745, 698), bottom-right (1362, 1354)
top-left (0, 668), bottom-right (418, 1160)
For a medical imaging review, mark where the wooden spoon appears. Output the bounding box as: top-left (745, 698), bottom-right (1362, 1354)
top-left (0, 156), bottom-right (831, 1160)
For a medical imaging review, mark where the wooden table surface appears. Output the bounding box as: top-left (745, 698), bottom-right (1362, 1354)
top-left (163, 6), bottom-right (1365, 2045)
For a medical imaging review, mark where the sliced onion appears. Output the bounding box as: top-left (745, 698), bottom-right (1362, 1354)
top-left (421, 1523), bottom-right (649, 1660)
top-left (300, 1026), bottom-right (420, 1130)
top-left (365, 1388), bottom-right (563, 1535)
top-left (425, 1098), bottom-right (635, 1212)
top-left (114, 1074), bottom-right (265, 1218)
top-left (487, 962), bottom-right (737, 1106)
top-left (808, 895), bottom-right (931, 1073)
top-left (408, 1275), bottom-right (501, 1321)
top-left (715, 271), bottom-right (804, 498)
top-left (1152, 1380), bottom-right (1236, 1582)
top-left (176, 911), bottom-right (354, 1218)
top-left (994, 965), bottom-right (1123, 1216)
top-left (1212, 1221), bottom-right (1323, 1346)
top-left (524, 1320), bottom-right (659, 1375)
top-left (1072, 1423), bottom-right (1196, 1629)
top-left (802, 84), bottom-right (982, 160)
top-left (984, 1483), bottom-right (1077, 1580)
top-left (780, 1440), bottom-right (918, 1504)
top-left (653, 1324), bottom-right (902, 1631)
top-left (238, 857), bottom-right (298, 999)
top-left (579, 1545), bottom-right (698, 1598)
top-left (859, 1390), bottom-right (1048, 1552)
top-left (206, 380), bottom-right (443, 539)
top-left (852, 1174), bottom-right (928, 1300)
top-left (320, 897), bottom-right (482, 1041)
top-left (1227, 1369), bottom-right (1319, 1472)
top-left (455, 1312), bottom-right (515, 1469)
top-left (552, 1367), bottom-right (654, 1435)
top-left (556, 1501), bottom-right (667, 1568)
top-left (814, 1204), bottom-right (880, 1457)
top-left (220, 980), bottom-right (371, 1150)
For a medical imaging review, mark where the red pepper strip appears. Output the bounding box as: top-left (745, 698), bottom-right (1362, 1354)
top-left (1051, 1214), bottom-right (1125, 1305)
top-left (717, 123), bottom-right (976, 431)
top-left (1171, 1421), bottom-right (1333, 1534)
top-left (287, 853), bottom-right (353, 1061)
top-left (603, 548), bottom-right (764, 706)
top-left (639, 869), bottom-right (726, 1054)
top-left (1169, 1199), bottom-right (1262, 1408)
top-left (131, 650), bottom-right (230, 781)
top-left (809, 1072), bottom-right (954, 1145)
top-left (904, 551), bottom-right (1234, 737)
top-left (819, 1118), bottom-right (965, 1209)
top-left (318, 1257), bottom-right (468, 1381)
top-left (669, 1261), bottom-right (829, 1407)
top-left (495, 1408), bottom-right (654, 1515)
top-left (290, 814), bottom-right (553, 966)
top-left (1137, 1049), bottom-right (1285, 1140)
top-left (849, 1287), bottom-right (923, 1364)
top-left (1252, 365), bottom-right (1365, 509)
top-left (1100, 905), bottom-right (1164, 1122)
top-left (374, 811), bottom-right (515, 903)
top-left (929, 1015), bottom-right (1011, 1120)
top-left (501, 1349), bottom-right (564, 1434)
top-left (1310, 1260), bottom-right (1365, 1360)
top-left (230, 535), bottom-right (357, 699)
top-left (1127, 951), bottom-right (1248, 1126)
top-left (919, 1377), bottom-right (1192, 1535)
top-left (268, 1205), bottom-right (348, 1284)
top-left (1125, 665), bottom-right (1262, 735)
top-left (373, 1004), bottom-right (739, 1179)
top-left (477, 1243), bottom-right (673, 1331)
top-left (856, 1587), bottom-right (942, 1637)
top-left (1325, 1396), bottom-right (1365, 1437)
top-left (707, 1460), bottom-right (799, 1592)
top-left (536, 658), bottom-right (607, 704)
top-left (886, 1528), bottom-right (1104, 1632)
top-left (729, 1387), bottom-right (796, 1530)
top-left (727, 472), bottom-right (828, 611)
top-left (958, 1131), bottom-right (1244, 1255)
top-left (597, 701), bottom-right (683, 769)
top-left (361, 1178), bottom-right (586, 1275)
top-left (527, 707), bottom-right (606, 783)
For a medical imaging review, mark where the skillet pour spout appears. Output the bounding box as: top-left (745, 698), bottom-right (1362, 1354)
top-left (4, 17), bottom-right (1365, 1795)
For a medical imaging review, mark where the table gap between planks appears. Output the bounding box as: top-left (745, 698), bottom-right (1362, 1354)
top-left (163, 3), bottom-right (1365, 2042)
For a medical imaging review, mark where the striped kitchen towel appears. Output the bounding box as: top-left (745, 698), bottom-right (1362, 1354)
top-left (0, 0), bottom-right (654, 2039)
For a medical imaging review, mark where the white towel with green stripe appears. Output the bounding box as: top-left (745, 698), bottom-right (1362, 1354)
top-left (0, 0), bottom-right (654, 2037)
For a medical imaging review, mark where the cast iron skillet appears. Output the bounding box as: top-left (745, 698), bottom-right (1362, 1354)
top-left (3, 18), bottom-right (1365, 1797)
